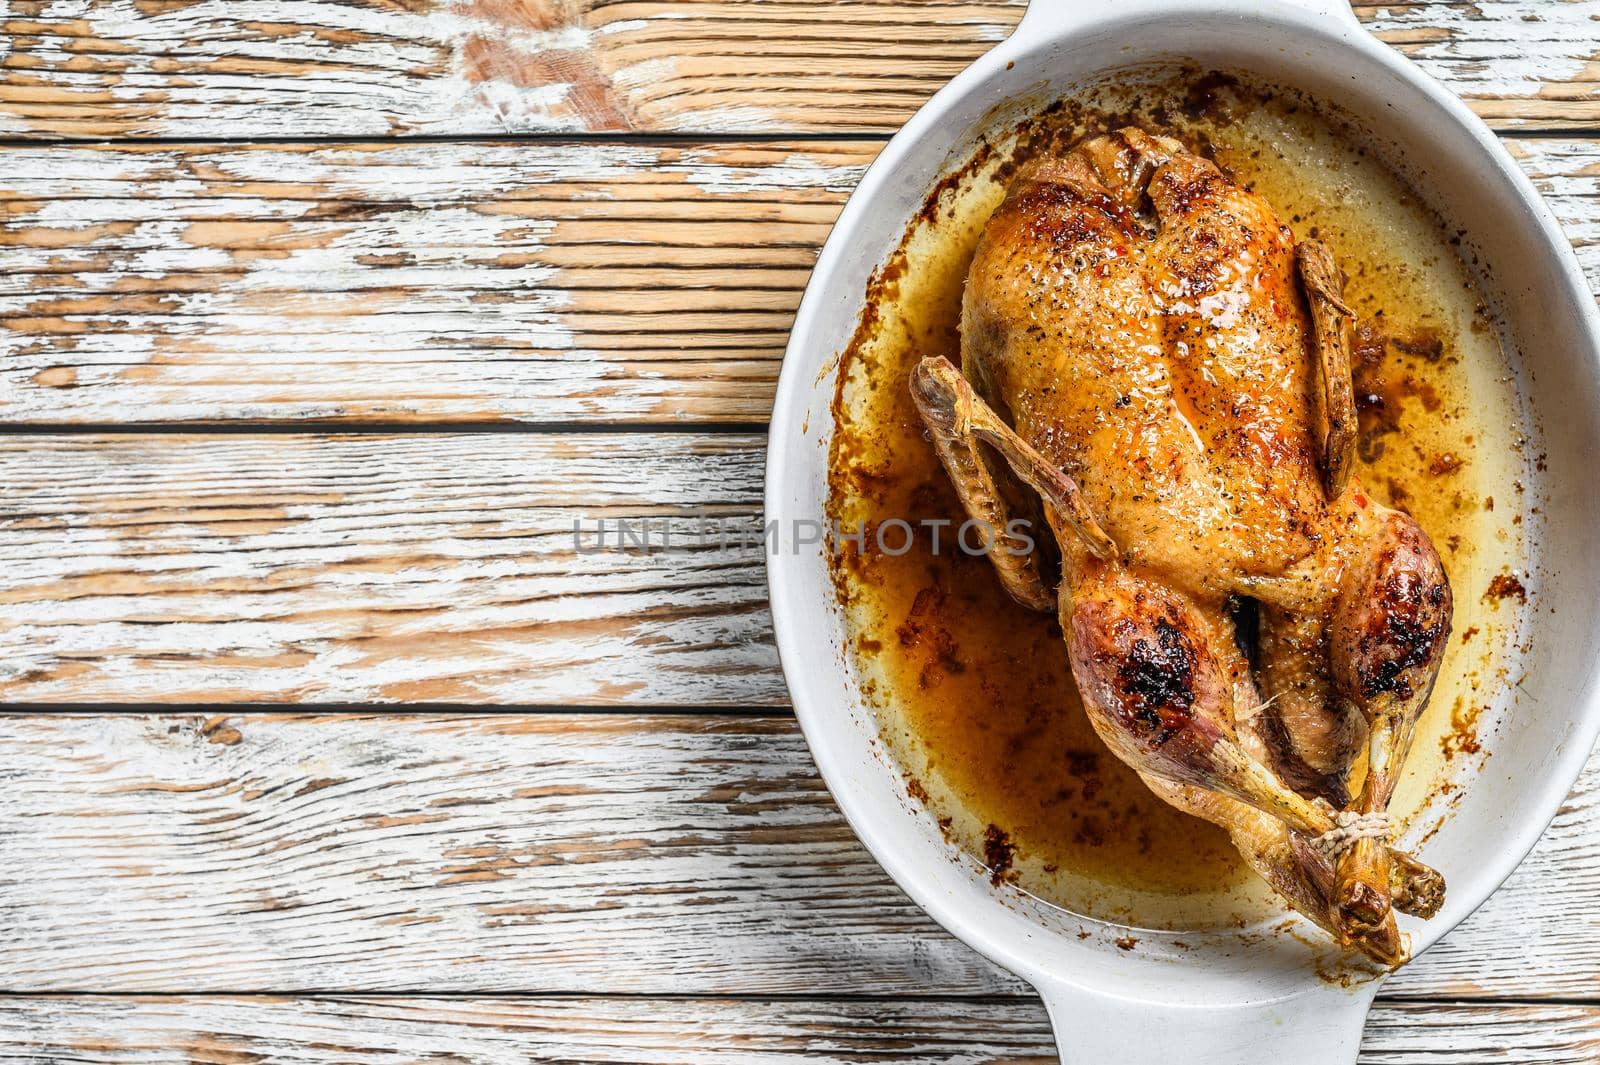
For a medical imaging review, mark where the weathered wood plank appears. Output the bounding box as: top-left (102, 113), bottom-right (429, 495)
top-left (0, 996), bottom-right (1596, 1064)
top-left (1367, 0), bottom-right (1600, 129)
top-left (0, 433), bottom-right (781, 704)
top-left (1, 1), bottom-right (1597, 139)
top-left (0, 713), bottom-right (1594, 999)
top-left (3, 135), bottom-right (1598, 427)
top-left (0, 140), bottom-right (872, 425)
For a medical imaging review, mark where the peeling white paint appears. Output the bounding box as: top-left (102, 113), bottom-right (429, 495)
top-left (674, 151), bottom-right (870, 196)
top-left (0, 434), bottom-right (777, 703)
top-left (1364, 0), bottom-right (1600, 104)
top-left (0, 712), bottom-right (1593, 1008)
top-left (0, 141), bottom-right (854, 423)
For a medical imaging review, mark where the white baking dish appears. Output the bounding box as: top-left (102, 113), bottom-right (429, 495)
top-left (766, 1), bottom-right (1600, 1060)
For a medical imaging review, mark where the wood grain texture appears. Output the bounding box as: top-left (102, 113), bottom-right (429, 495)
top-left (0, 140), bottom-right (871, 425)
top-left (1, 996), bottom-right (1597, 1064)
top-left (2, 1), bottom-right (1599, 139)
top-left (0, 713), bottom-right (1595, 1000)
top-left (4, 135), bottom-right (1599, 427)
top-left (0, 433), bottom-right (781, 704)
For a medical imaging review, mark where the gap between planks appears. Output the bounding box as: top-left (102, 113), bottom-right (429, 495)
top-left (0, 132), bottom-right (895, 150)
top-left (0, 422), bottom-right (778, 436)
top-left (0, 123), bottom-right (1597, 150)
top-left (0, 704), bottom-right (789, 715)
top-left (0, 990), bottom-right (1595, 1005)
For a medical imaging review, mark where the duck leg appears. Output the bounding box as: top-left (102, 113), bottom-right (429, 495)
top-left (1145, 774), bottom-right (1405, 966)
top-left (1064, 558), bottom-right (1361, 834)
top-left (1061, 554), bottom-right (1411, 961)
top-left (1328, 507), bottom-right (1453, 939)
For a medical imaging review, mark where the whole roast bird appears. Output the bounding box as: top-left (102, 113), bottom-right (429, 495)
top-left (911, 128), bottom-right (1453, 965)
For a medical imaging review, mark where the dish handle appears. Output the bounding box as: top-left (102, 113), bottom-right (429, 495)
top-left (1017, 0), bottom-right (1361, 37)
top-left (1032, 977), bottom-right (1380, 1064)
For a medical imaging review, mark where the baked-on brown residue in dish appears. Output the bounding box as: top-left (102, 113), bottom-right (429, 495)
top-left (984, 824), bottom-right (1018, 886)
top-left (1484, 574), bottom-right (1528, 604)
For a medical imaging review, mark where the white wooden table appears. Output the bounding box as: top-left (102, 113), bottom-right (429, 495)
top-left (2, 2), bottom-right (1599, 1060)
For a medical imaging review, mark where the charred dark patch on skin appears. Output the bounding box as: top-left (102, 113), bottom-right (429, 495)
top-left (1354, 552), bottom-right (1451, 700)
top-left (1113, 614), bottom-right (1197, 744)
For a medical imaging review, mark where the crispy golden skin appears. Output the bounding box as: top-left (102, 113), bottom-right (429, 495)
top-left (911, 129), bottom-right (1452, 965)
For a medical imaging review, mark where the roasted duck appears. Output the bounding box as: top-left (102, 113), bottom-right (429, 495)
top-left (911, 128), bottom-right (1452, 964)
